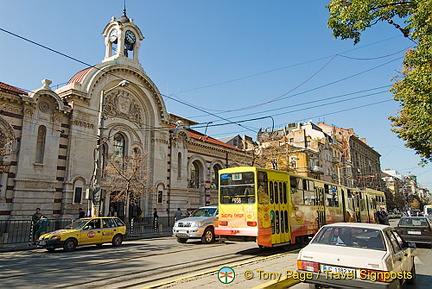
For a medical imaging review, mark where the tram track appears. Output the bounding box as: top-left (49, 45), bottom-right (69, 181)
top-left (1, 238), bottom-right (295, 289)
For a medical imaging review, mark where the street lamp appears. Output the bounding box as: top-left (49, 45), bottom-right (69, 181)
top-left (91, 80), bottom-right (130, 216)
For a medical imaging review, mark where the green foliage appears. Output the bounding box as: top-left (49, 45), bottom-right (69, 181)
top-left (327, 0), bottom-right (432, 163)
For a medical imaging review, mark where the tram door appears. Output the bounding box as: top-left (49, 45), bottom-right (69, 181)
top-left (315, 187), bottom-right (326, 228)
top-left (354, 193), bottom-right (362, 222)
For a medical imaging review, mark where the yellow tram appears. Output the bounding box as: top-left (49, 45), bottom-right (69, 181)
top-left (215, 167), bottom-right (386, 248)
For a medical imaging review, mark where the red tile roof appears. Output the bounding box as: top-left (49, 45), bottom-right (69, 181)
top-left (170, 125), bottom-right (240, 151)
top-left (68, 67), bottom-right (93, 84)
top-left (189, 129), bottom-right (236, 149)
top-left (0, 81), bottom-right (27, 95)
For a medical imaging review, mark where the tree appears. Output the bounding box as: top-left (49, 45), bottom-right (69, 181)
top-left (327, 0), bottom-right (432, 163)
top-left (103, 151), bottom-right (153, 218)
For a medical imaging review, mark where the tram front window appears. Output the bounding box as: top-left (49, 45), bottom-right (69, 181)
top-left (220, 172), bottom-right (255, 204)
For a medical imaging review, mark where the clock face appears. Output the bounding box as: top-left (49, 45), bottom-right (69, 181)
top-left (125, 30), bottom-right (136, 44)
top-left (109, 30), bottom-right (118, 42)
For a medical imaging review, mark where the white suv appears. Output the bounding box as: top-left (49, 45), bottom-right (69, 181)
top-left (172, 206), bottom-right (218, 243)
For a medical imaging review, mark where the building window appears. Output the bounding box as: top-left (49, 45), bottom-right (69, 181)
top-left (212, 164), bottom-right (222, 189)
top-left (157, 190), bottom-right (163, 204)
top-left (35, 125), bottom-right (46, 163)
top-left (113, 133), bottom-right (126, 163)
top-left (74, 187), bottom-right (83, 204)
top-left (177, 152), bottom-right (182, 179)
top-left (189, 161), bottom-right (200, 188)
top-left (73, 179), bottom-right (84, 204)
top-left (289, 156), bottom-right (297, 169)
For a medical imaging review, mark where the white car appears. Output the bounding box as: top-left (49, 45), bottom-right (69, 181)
top-left (297, 222), bottom-right (416, 289)
top-left (172, 206), bottom-right (218, 244)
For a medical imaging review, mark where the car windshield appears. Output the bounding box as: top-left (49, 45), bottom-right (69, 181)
top-left (65, 219), bottom-right (90, 229)
top-left (190, 208), bottom-right (217, 217)
top-left (312, 226), bottom-right (386, 251)
top-left (398, 218), bottom-right (430, 227)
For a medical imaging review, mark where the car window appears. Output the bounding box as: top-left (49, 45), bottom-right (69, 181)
top-left (113, 217), bottom-right (125, 227)
top-left (391, 230), bottom-right (408, 249)
top-left (386, 230), bottom-right (402, 253)
top-left (312, 227), bottom-right (385, 251)
top-left (103, 218), bottom-right (116, 228)
top-left (67, 219), bottom-right (89, 230)
top-left (398, 218), bottom-right (429, 227)
top-left (190, 208), bottom-right (217, 217)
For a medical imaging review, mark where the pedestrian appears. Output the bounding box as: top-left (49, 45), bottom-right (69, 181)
top-left (32, 208), bottom-right (42, 243)
top-left (108, 206), bottom-right (117, 217)
top-left (153, 208), bottom-right (159, 232)
top-left (78, 208), bottom-right (86, 218)
top-left (376, 207), bottom-right (389, 225)
top-left (174, 208), bottom-right (182, 221)
top-left (34, 216), bottom-right (50, 242)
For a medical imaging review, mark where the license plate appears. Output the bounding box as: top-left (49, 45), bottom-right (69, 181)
top-left (407, 231), bottom-right (421, 235)
top-left (321, 264), bottom-right (356, 276)
top-left (38, 240), bottom-right (46, 246)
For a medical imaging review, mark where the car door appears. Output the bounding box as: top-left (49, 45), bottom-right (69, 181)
top-left (101, 218), bottom-right (117, 243)
top-left (385, 229), bottom-right (409, 274)
top-left (80, 218), bottom-right (103, 245)
top-left (391, 230), bottom-right (414, 274)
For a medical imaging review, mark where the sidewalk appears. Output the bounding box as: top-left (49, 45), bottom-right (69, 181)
top-left (0, 227), bottom-right (173, 252)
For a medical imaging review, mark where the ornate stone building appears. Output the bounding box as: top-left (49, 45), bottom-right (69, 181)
top-left (0, 11), bottom-right (251, 220)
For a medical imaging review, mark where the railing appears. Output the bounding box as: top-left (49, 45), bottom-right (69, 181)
top-left (0, 217), bottom-right (176, 246)
top-left (0, 219), bottom-right (74, 245)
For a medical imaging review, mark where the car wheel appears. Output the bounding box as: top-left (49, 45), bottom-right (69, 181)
top-left (201, 227), bottom-right (215, 244)
top-left (407, 263), bottom-right (416, 285)
top-left (63, 239), bottom-right (77, 252)
top-left (177, 237), bottom-right (188, 243)
top-left (112, 234), bottom-right (123, 247)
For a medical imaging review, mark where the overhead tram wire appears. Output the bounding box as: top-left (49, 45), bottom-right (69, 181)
top-left (188, 54), bottom-right (407, 120)
top-left (192, 90), bottom-right (391, 130)
top-left (168, 44), bottom-right (412, 117)
top-left (0, 27), bottom-right (403, 135)
top-left (192, 85), bottom-right (393, 125)
top-left (167, 35), bottom-right (406, 107)
top-left (161, 93), bottom-right (258, 134)
top-left (208, 99), bottom-right (393, 138)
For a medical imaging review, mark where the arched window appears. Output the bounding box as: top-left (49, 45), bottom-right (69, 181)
top-left (177, 152), bottom-right (182, 179)
top-left (212, 164), bottom-right (222, 189)
top-left (113, 133), bottom-right (125, 163)
top-left (190, 161), bottom-right (200, 188)
top-left (73, 179), bottom-right (84, 204)
top-left (35, 125), bottom-right (46, 163)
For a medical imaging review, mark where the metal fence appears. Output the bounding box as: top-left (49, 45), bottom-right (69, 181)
top-left (0, 219), bottom-right (75, 244)
top-left (0, 217), bottom-right (175, 245)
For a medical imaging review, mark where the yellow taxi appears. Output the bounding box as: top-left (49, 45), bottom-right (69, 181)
top-left (37, 217), bottom-right (126, 252)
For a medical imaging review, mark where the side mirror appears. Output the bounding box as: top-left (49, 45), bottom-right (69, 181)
top-left (407, 242), bottom-right (416, 248)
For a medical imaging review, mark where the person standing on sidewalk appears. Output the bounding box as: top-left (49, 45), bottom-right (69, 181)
top-left (153, 208), bottom-right (159, 233)
top-left (174, 208), bottom-right (182, 221)
top-left (31, 208), bottom-right (42, 243)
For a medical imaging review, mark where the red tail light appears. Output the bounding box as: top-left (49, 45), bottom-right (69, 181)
top-left (219, 221), bottom-right (228, 226)
top-left (247, 221), bottom-right (257, 227)
top-left (297, 260), bottom-right (320, 272)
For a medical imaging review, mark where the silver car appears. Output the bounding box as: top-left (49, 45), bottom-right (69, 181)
top-left (172, 206), bottom-right (218, 243)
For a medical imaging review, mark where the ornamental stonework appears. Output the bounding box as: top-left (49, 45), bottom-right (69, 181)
top-left (104, 90), bottom-right (143, 126)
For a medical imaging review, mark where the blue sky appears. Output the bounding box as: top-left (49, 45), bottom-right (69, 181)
top-left (1, 0), bottom-right (431, 189)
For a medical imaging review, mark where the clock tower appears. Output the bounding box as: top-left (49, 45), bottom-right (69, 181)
top-left (102, 9), bottom-right (144, 64)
